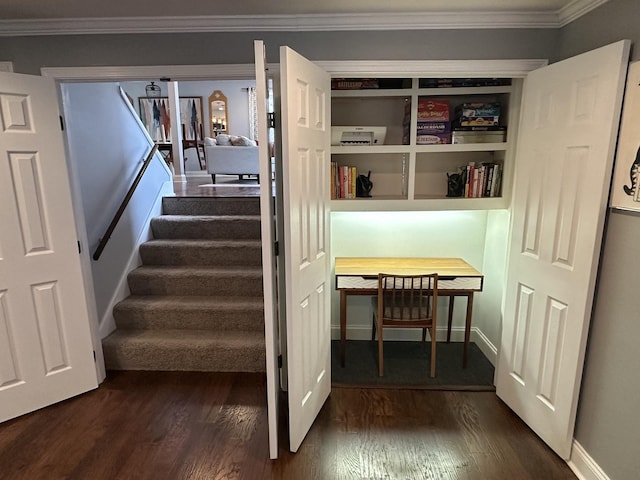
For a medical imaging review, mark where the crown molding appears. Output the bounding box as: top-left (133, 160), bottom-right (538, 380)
top-left (0, 0), bottom-right (608, 36)
top-left (558, 0), bottom-right (609, 26)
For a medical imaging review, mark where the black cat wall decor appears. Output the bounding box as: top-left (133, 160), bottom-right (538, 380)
top-left (623, 145), bottom-right (640, 197)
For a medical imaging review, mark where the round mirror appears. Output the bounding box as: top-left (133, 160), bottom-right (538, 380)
top-left (209, 90), bottom-right (228, 137)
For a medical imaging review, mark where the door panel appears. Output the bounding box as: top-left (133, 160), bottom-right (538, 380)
top-left (496, 40), bottom-right (630, 459)
top-left (279, 46), bottom-right (331, 453)
top-left (254, 40), bottom-right (280, 460)
top-left (0, 71), bottom-right (97, 422)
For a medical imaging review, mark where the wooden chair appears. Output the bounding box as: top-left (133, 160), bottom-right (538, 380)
top-left (182, 122), bottom-right (206, 170)
top-left (371, 273), bottom-right (438, 377)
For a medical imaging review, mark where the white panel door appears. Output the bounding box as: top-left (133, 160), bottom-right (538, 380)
top-left (280, 46), bottom-right (332, 453)
top-left (254, 40), bottom-right (280, 460)
top-left (0, 72), bottom-right (98, 422)
top-left (496, 40), bottom-right (630, 459)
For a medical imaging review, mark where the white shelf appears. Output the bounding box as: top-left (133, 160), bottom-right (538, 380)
top-left (331, 85), bottom-right (512, 98)
top-left (331, 145), bottom-right (411, 155)
top-left (416, 85), bottom-right (513, 96)
top-left (414, 142), bottom-right (508, 153)
top-left (331, 143), bottom-right (507, 155)
top-left (331, 88), bottom-right (411, 98)
top-left (331, 196), bottom-right (508, 212)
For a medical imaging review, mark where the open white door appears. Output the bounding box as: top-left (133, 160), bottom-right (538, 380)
top-left (496, 40), bottom-right (630, 459)
top-left (254, 40), bottom-right (280, 460)
top-left (0, 71), bottom-right (98, 422)
top-left (279, 46), bottom-right (332, 452)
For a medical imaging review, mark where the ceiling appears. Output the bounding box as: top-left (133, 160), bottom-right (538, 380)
top-left (0, 0), bottom-right (608, 36)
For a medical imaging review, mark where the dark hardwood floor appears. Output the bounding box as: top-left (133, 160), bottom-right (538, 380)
top-left (173, 173), bottom-right (261, 197)
top-left (0, 371), bottom-right (577, 480)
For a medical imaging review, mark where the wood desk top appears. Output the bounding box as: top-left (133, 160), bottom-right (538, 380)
top-left (334, 257), bottom-right (482, 278)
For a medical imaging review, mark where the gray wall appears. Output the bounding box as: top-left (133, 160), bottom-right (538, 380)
top-left (558, 1), bottom-right (640, 478)
top-left (0, 29), bottom-right (557, 75)
top-left (556, 0), bottom-right (640, 62)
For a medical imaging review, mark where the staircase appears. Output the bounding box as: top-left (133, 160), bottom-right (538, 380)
top-left (102, 196), bottom-right (266, 372)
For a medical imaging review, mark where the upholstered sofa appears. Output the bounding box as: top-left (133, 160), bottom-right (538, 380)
top-left (204, 145), bottom-right (260, 184)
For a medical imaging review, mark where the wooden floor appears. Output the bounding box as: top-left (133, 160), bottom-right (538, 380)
top-left (0, 371), bottom-right (577, 480)
top-left (173, 173), bottom-right (261, 197)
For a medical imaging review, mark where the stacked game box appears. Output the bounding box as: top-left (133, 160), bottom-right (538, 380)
top-left (454, 102), bottom-right (501, 126)
top-left (414, 99), bottom-right (451, 144)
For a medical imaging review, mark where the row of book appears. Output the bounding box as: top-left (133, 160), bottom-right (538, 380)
top-left (331, 162), bottom-right (358, 199)
top-left (461, 162), bottom-right (502, 198)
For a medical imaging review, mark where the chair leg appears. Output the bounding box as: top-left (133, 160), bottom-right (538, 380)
top-left (447, 296), bottom-right (454, 342)
top-left (430, 326), bottom-right (437, 378)
top-left (371, 314), bottom-right (376, 341)
top-left (422, 328), bottom-right (427, 342)
top-left (195, 145), bottom-right (204, 170)
top-left (257, 174), bottom-right (260, 184)
top-left (198, 146), bottom-right (206, 170)
top-left (378, 322), bottom-right (384, 376)
top-left (211, 174), bottom-right (216, 184)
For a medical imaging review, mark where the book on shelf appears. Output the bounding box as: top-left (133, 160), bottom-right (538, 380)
top-left (459, 162), bottom-right (502, 198)
top-left (331, 162), bottom-right (358, 199)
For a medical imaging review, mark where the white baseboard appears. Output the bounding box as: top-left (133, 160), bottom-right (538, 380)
top-left (186, 171), bottom-right (210, 179)
top-left (568, 441), bottom-right (610, 480)
top-left (473, 327), bottom-right (498, 366)
top-left (173, 174), bottom-right (187, 187)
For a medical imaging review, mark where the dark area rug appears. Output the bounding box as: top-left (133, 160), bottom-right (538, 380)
top-left (332, 340), bottom-right (495, 391)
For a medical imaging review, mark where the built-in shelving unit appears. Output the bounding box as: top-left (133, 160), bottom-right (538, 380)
top-left (330, 76), bottom-right (523, 211)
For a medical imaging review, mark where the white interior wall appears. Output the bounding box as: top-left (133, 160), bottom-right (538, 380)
top-left (474, 209), bottom-right (511, 359)
top-left (61, 82), bottom-right (171, 323)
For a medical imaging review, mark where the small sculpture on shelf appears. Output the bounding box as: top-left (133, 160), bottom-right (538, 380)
top-left (447, 172), bottom-right (464, 197)
top-left (356, 171), bottom-right (373, 197)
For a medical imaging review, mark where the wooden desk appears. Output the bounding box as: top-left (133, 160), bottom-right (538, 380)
top-left (335, 257), bottom-right (484, 368)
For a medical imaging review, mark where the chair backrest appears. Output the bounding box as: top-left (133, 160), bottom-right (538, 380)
top-left (377, 273), bottom-right (438, 327)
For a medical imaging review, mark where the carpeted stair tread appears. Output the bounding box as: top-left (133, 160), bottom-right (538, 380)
top-left (162, 196), bottom-right (261, 216)
top-left (139, 239), bottom-right (262, 266)
top-left (103, 195), bottom-right (266, 373)
top-left (102, 329), bottom-right (266, 372)
top-left (151, 215), bottom-right (261, 240)
top-left (113, 295), bottom-right (264, 331)
top-left (127, 266), bottom-right (263, 296)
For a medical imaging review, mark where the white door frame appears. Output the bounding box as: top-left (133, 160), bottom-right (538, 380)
top-left (40, 56), bottom-right (545, 386)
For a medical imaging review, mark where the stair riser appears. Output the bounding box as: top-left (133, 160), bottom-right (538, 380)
top-left (113, 308), bottom-right (264, 332)
top-left (151, 219), bottom-right (261, 240)
top-left (128, 273), bottom-right (263, 296)
top-left (103, 342), bottom-right (266, 372)
top-left (139, 244), bottom-right (262, 266)
top-left (162, 197), bottom-right (261, 216)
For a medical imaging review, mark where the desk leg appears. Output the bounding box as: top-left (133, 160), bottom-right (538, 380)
top-left (447, 296), bottom-right (454, 343)
top-left (340, 290), bottom-right (347, 367)
top-left (463, 293), bottom-right (474, 368)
